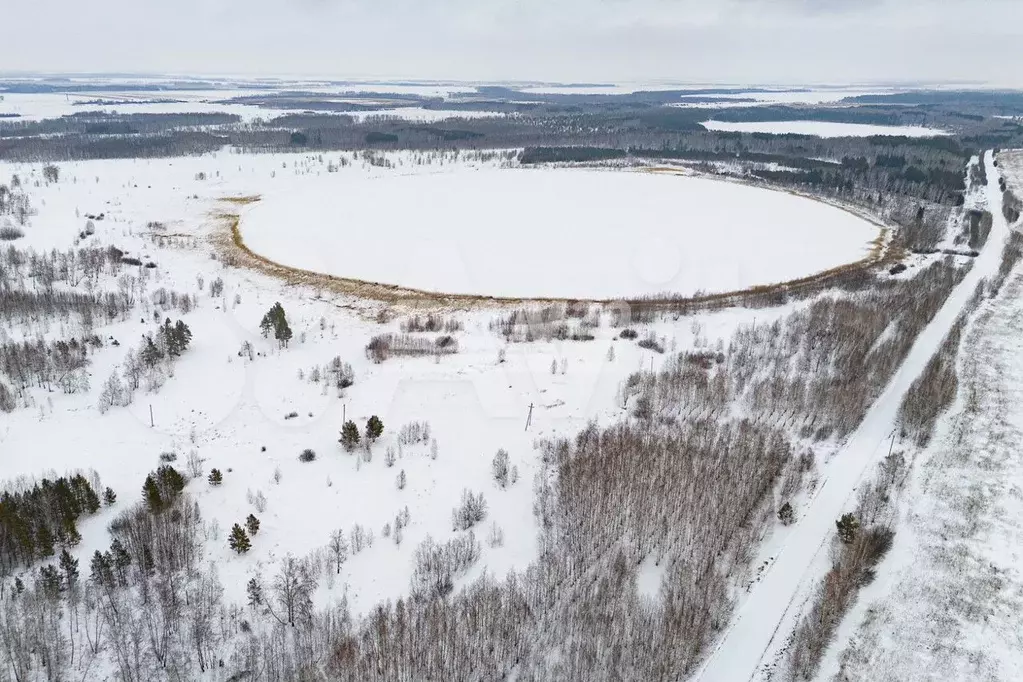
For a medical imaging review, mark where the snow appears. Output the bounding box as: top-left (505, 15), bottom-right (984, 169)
top-left (239, 166), bottom-right (879, 299)
top-left (0, 91), bottom-right (504, 123)
top-left (693, 150), bottom-right (1009, 682)
top-left (346, 107), bottom-right (505, 122)
top-left (0, 148), bottom-right (796, 618)
top-left (700, 120), bottom-right (950, 138)
top-left (817, 252), bottom-right (1023, 682)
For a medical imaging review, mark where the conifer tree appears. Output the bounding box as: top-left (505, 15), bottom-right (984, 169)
top-left (246, 576), bottom-right (263, 607)
top-left (109, 539), bottom-right (132, 583)
top-left (157, 465), bottom-right (186, 496)
top-left (90, 550), bottom-right (113, 587)
top-left (229, 524), bottom-right (251, 554)
top-left (37, 564), bottom-right (61, 599)
top-left (143, 474), bottom-right (164, 513)
top-left (103, 487), bottom-right (117, 506)
top-left (365, 415), bottom-right (384, 442)
top-left (246, 514), bottom-right (260, 536)
top-left (59, 548), bottom-right (79, 591)
top-left (260, 302), bottom-right (292, 348)
top-left (836, 513), bottom-right (859, 544)
top-left (208, 468), bottom-right (223, 486)
top-left (340, 420), bottom-right (360, 452)
top-left (36, 523), bottom-right (55, 558)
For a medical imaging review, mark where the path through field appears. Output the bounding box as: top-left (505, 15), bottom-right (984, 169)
top-left (695, 150), bottom-right (1010, 682)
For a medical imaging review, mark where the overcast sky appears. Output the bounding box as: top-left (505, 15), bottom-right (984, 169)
top-left (3, 0), bottom-right (1023, 85)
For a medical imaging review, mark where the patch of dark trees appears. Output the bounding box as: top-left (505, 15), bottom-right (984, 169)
top-left (0, 474), bottom-right (102, 576)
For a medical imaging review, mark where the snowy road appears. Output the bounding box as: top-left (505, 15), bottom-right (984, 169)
top-left (694, 151), bottom-right (1011, 682)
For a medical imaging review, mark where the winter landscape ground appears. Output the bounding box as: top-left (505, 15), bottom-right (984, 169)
top-left (2, 77), bottom-right (1023, 682)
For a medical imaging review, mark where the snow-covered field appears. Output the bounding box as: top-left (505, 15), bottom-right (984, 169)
top-left (700, 119), bottom-right (950, 138)
top-left (0, 148), bottom-right (792, 618)
top-left (0, 91), bottom-right (503, 123)
top-left (239, 166), bottom-right (879, 299)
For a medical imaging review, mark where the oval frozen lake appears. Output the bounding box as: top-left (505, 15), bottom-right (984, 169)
top-left (239, 168), bottom-right (880, 299)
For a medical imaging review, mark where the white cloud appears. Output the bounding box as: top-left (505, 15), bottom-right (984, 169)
top-left (2, 0), bottom-right (1022, 85)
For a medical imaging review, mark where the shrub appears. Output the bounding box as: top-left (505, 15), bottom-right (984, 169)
top-left (492, 449), bottom-right (511, 489)
top-left (299, 449), bottom-right (316, 463)
top-left (284, 411), bottom-right (299, 420)
top-left (409, 533), bottom-right (481, 600)
top-left (778, 502), bottom-right (794, 525)
top-left (366, 333), bottom-right (459, 362)
top-left (159, 451), bottom-right (177, 463)
top-left (452, 489), bottom-right (488, 531)
top-left (637, 334), bottom-right (665, 354)
top-left (619, 328), bottom-right (639, 340)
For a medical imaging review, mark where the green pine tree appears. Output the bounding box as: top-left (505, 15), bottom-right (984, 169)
top-left (157, 465), bottom-right (186, 496)
top-left (245, 514), bottom-right (260, 536)
top-left (60, 549), bottom-right (79, 591)
top-left (208, 468), bottom-right (223, 486)
top-left (836, 513), bottom-right (860, 544)
top-left (228, 524), bottom-right (251, 554)
top-left (36, 524), bottom-right (55, 558)
top-left (340, 420), bottom-right (361, 452)
top-left (90, 550), bottom-right (113, 587)
top-left (143, 474), bottom-right (164, 513)
top-left (365, 415), bottom-right (384, 442)
top-left (103, 487), bottom-right (117, 506)
top-left (37, 565), bottom-right (62, 599)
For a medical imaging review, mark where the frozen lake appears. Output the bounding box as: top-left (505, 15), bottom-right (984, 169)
top-left (239, 167), bottom-right (880, 299)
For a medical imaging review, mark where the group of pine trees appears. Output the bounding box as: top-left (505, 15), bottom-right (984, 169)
top-left (339, 415), bottom-right (383, 451)
top-left (0, 474), bottom-right (109, 574)
top-left (229, 514), bottom-right (261, 554)
top-left (142, 465), bottom-right (186, 514)
top-left (260, 302), bottom-right (293, 348)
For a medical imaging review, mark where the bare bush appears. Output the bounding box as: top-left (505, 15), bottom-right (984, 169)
top-left (366, 333), bottom-right (459, 363)
top-left (401, 313), bottom-right (463, 333)
top-left (451, 489), bottom-right (488, 531)
top-left (409, 533), bottom-right (481, 601)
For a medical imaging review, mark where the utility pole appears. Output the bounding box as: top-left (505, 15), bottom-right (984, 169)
top-left (525, 403), bottom-right (534, 431)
